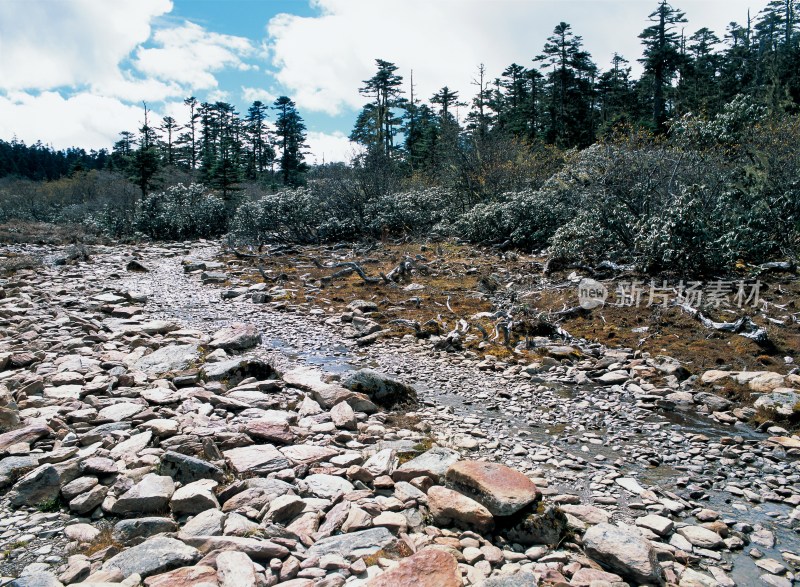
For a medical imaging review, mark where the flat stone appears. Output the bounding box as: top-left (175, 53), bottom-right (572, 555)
top-left (134, 344), bottom-right (200, 374)
top-left (0, 423), bottom-right (52, 453)
top-left (768, 436), bottom-right (800, 449)
top-left (244, 419), bottom-right (294, 444)
top-left (209, 323), bottom-right (261, 350)
top-left (281, 444), bottom-right (338, 465)
top-left (307, 527), bottom-right (396, 560)
top-left (303, 473), bottom-right (354, 498)
top-left (677, 525), bottom-right (723, 549)
top-left (748, 371), bottom-right (785, 392)
top-left (102, 536), bottom-right (200, 578)
top-left (160, 451), bottom-right (224, 484)
top-left (330, 401), bottom-right (357, 430)
top-left (64, 523), bottom-right (101, 543)
top-left (428, 485), bottom-right (494, 532)
top-left (143, 564), bottom-right (218, 587)
top-left (482, 571), bottom-right (538, 587)
top-left (755, 389), bottom-right (800, 416)
top-left (111, 473), bottom-right (175, 515)
top-left (170, 479), bottom-right (219, 515)
top-left (223, 445), bottom-right (291, 475)
top-left (340, 369), bottom-right (417, 408)
top-left (583, 523), bottom-right (664, 585)
top-left (571, 567), bottom-right (624, 586)
top-left (445, 460), bottom-right (540, 516)
top-left (366, 549), bottom-right (460, 587)
top-left (283, 367), bottom-right (377, 413)
top-left (636, 514), bottom-right (674, 536)
top-left (97, 402), bottom-right (145, 422)
top-left (216, 551), bottom-right (257, 587)
top-left (559, 504), bottom-right (610, 525)
top-left (182, 535), bottom-right (289, 561)
top-left (393, 447), bottom-right (460, 483)
top-left (597, 370), bottom-right (630, 384)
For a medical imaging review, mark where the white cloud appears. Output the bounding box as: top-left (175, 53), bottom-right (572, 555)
top-left (0, 92), bottom-right (147, 151)
top-left (305, 131), bottom-right (359, 164)
top-left (0, 0), bottom-right (172, 91)
top-left (268, 0), bottom-right (769, 115)
top-left (133, 21), bottom-right (256, 89)
top-left (242, 87), bottom-right (278, 105)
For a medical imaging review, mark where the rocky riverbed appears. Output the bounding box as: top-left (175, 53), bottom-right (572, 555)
top-left (0, 241), bottom-right (798, 587)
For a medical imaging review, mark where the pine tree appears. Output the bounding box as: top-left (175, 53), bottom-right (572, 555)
top-left (244, 101), bottom-right (273, 180)
top-left (273, 96), bottom-right (308, 186)
top-left (159, 116), bottom-right (179, 167)
top-left (535, 22), bottom-right (597, 146)
top-left (639, 0), bottom-right (688, 131)
top-left (351, 59), bottom-right (404, 158)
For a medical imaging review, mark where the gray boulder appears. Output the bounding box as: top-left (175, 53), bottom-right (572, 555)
top-left (110, 473), bottom-right (175, 515)
top-left (9, 464), bottom-right (60, 508)
top-left (102, 536), bottom-right (200, 578)
top-left (307, 527), bottom-right (396, 560)
top-left (134, 344), bottom-right (200, 374)
top-left (160, 451), bottom-right (224, 484)
top-left (340, 369), bottom-right (417, 407)
top-left (583, 523), bottom-right (664, 585)
top-left (209, 323), bottom-right (261, 350)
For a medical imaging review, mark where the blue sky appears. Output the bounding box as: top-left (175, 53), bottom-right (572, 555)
top-left (0, 0), bottom-right (769, 164)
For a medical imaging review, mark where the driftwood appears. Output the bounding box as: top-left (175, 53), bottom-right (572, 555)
top-left (755, 261), bottom-right (796, 275)
top-left (678, 303), bottom-right (769, 343)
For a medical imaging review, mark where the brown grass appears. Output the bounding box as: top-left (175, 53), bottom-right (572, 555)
top-left (216, 243), bottom-right (799, 377)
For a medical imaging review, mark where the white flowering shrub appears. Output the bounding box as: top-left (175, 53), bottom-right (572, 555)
top-left (365, 188), bottom-right (449, 236)
top-left (135, 183), bottom-right (226, 240)
top-left (228, 188), bottom-right (325, 244)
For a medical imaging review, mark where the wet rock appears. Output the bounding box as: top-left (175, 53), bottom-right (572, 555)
top-left (445, 460), bottom-right (540, 516)
top-left (366, 549), bottom-right (461, 587)
top-left (583, 523), bottom-right (664, 585)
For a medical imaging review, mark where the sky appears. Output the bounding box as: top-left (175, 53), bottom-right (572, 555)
top-left (0, 0), bottom-right (770, 165)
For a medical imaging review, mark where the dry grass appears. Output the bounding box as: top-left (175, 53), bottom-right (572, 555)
top-left (216, 242), bottom-right (799, 376)
top-left (81, 527), bottom-right (120, 557)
